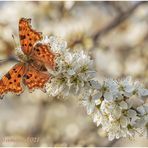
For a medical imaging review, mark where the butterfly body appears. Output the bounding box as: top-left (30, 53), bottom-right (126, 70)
top-left (0, 18), bottom-right (55, 99)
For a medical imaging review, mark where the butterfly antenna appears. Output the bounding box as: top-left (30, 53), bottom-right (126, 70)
top-left (0, 59), bottom-right (7, 65)
top-left (12, 34), bottom-right (17, 48)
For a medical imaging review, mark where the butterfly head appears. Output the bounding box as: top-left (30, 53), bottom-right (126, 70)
top-left (15, 47), bottom-right (29, 63)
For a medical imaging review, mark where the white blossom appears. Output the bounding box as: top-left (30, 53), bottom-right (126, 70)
top-left (44, 36), bottom-right (96, 97)
top-left (82, 90), bottom-right (96, 115)
top-left (41, 35), bottom-right (148, 141)
top-left (92, 77), bottom-right (148, 140)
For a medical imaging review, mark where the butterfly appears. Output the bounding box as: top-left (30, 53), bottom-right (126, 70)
top-left (0, 18), bottom-right (55, 99)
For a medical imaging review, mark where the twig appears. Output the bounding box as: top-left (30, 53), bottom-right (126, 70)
top-left (93, 1), bottom-right (146, 42)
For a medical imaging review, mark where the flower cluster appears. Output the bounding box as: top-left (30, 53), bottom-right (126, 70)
top-left (91, 78), bottom-right (148, 140)
top-left (44, 36), bottom-right (96, 97)
top-left (42, 36), bottom-right (148, 140)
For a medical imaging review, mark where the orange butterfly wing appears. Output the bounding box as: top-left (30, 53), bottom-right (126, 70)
top-left (23, 65), bottom-right (50, 91)
top-left (0, 64), bottom-right (50, 98)
top-left (0, 63), bottom-right (26, 99)
top-left (0, 18), bottom-right (53, 99)
top-left (19, 18), bottom-right (42, 55)
top-left (31, 43), bottom-right (56, 69)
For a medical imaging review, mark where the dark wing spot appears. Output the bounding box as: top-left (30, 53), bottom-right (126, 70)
top-left (13, 68), bottom-right (17, 73)
top-left (29, 43), bottom-right (32, 47)
top-left (40, 66), bottom-right (47, 71)
top-left (14, 79), bottom-right (16, 82)
top-left (24, 75), bottom-right (30, 79)
top-left (20, 35), bottom-right (26, 40)
top-left (18, 74), bottom-right (21, 78)
top-left (35, 48), bottom-right (40, 52)
top-left (9, 82), bottom-right (12, 84)
top-left (5, 72), bottom-right (11, 80)
top-left (19, 27), bottom-right (22, 31)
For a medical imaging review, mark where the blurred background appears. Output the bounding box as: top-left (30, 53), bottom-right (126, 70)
top-left (0, 1), bottom-right (147, 147)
